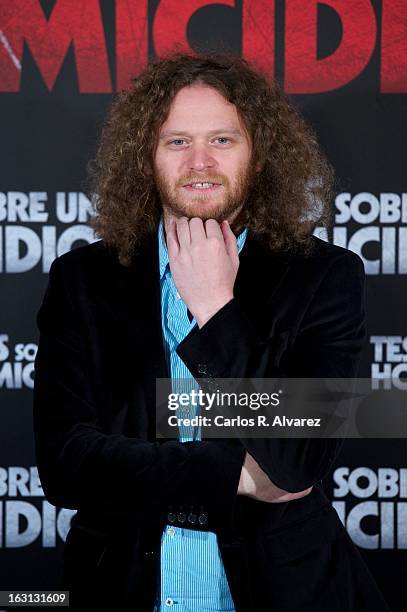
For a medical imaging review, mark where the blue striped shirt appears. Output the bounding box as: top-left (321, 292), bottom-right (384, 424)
top-left (154, 217), bottom-right (248, 612)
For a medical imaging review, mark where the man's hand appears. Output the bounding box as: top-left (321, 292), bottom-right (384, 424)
top-left (238, 452), bottom-right (313, 503)
top-left (165, 216), bottom-right (240, 328)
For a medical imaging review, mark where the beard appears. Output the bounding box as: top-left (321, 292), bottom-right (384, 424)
top-left (154, 164), bottom-right (254, 228)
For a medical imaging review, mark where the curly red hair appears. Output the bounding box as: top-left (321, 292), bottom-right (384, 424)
top-left (88, 53), bottom-right (334, 266)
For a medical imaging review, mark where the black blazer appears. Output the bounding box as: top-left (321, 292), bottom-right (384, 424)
top-left (33, 230), bottom-right (390, 611)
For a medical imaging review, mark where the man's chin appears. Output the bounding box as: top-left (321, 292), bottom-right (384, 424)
top-left (167, 201), bottom-right (228, 221)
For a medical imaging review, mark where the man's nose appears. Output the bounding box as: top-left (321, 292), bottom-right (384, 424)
top-left (186, 145), bottom-right (216, 172)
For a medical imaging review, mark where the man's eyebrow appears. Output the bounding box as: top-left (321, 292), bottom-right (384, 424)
top-left (158, 128), bottom-right (243, 140)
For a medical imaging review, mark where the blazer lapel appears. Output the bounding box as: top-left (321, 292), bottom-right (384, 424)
top-left (100, 230), bottom-right (169, 383)
top-left (234, 230), bottom-right (295, 337)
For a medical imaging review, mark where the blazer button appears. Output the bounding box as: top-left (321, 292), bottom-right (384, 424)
top-left (187, 512), bottom-right (197, 525)
top-left (197, 364), bottom-right (208, 375)
top-left (177, 511), bottom-right (186, 524)
top-left (198, 512), bottom-right (208, 526)
top-left (167, 512), bottom-right (176, 523)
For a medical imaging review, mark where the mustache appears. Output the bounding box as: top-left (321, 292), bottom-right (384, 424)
top-left (175, 174), bottom-right (230, 187)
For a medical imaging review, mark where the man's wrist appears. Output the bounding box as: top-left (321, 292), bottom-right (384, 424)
top-left (194, 295), bottom-right (234, 328)
top-left (238, 464), bottom-right (256, 496)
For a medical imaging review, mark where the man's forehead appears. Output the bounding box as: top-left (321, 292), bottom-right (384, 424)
top-left (162, 85), bottom-right (239, 119)
top-left (170, 83), bottom-right (230, 104)
top-left (158, 86), bottom-right (247, 136)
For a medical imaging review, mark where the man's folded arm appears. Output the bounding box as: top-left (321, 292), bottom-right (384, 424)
top-left (176, 248), bottom-right (366, 492)
top-left (33, 256), bottom-right (246, 528)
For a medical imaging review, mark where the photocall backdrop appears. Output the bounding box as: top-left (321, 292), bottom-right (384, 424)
top-left (0, 1), bottom-right (406, 610)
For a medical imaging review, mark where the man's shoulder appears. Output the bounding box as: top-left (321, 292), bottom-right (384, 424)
top-left (288, 235), bottom-right (366, 291)
top-left (308, 236), bottom-right (364, 270)
top-left (252, 231), bottom-right (363, 272)
top-left (56, 239), bottom-right (113, 265)
top-left (253, 233), bottom-right (365, 278)
top-left (50, 240), bottom-right (122, 279)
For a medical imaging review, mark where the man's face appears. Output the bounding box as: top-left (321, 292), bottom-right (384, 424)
top-left (153, 84), bottom-right (253, 224)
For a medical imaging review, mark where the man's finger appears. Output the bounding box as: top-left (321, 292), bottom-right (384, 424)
top-left (176, 217), bottom-right (191, 249)
top-left (205, 218), bottom-right (223, 240)
top-left (189, 217), bottom-right (206, 243)
top-left (221, 220), bottom-right (239, 262)
top-left (165, 217), bottom-right (179, 258)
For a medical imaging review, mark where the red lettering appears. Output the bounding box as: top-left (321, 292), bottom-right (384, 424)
top-left (0, 0), bottom-right (111, 93)
top-left (381, 0), bottom-right (407, 93)
top-left (153, 0), bottom-right (235, 58)
top-left (1, 0), bottom-right (405, 95)
top-left (284, 0), bottom-right (376, 94)
top-left (242, 0), bottom-right (275, 81)
top-left (116, 0), bottom-right (148, 91)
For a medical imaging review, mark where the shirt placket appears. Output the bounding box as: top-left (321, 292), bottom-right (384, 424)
top-left (167, 277), bottom-right (200, 442)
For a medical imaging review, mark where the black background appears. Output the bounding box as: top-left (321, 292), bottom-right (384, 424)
top-left (0, 1), bottom-right (406, 610)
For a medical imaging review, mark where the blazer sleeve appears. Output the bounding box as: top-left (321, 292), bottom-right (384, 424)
top-left (176, 249), bottom-right (366, 492)
top-left (33, 256), bottom-right (246, 529)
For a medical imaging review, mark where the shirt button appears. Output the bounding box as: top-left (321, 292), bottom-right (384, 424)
top-left (176, 291), bottom-right (181, 299)
top-left (167, 526), bottom-right (176, 537)
top-left (165, 597), bottom-right (174, 607)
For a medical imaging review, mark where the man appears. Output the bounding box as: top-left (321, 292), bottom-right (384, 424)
top-left (33, 54), bottom-right (390, 611)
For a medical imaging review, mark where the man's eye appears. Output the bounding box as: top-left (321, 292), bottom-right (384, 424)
top-left (169, 139), bottom-right (186, 146)
top-left (214, 137), bottom-right (231, 145)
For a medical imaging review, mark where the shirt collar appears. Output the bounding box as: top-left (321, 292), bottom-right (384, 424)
top-left (158, 216), bottom-right (248, 280)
